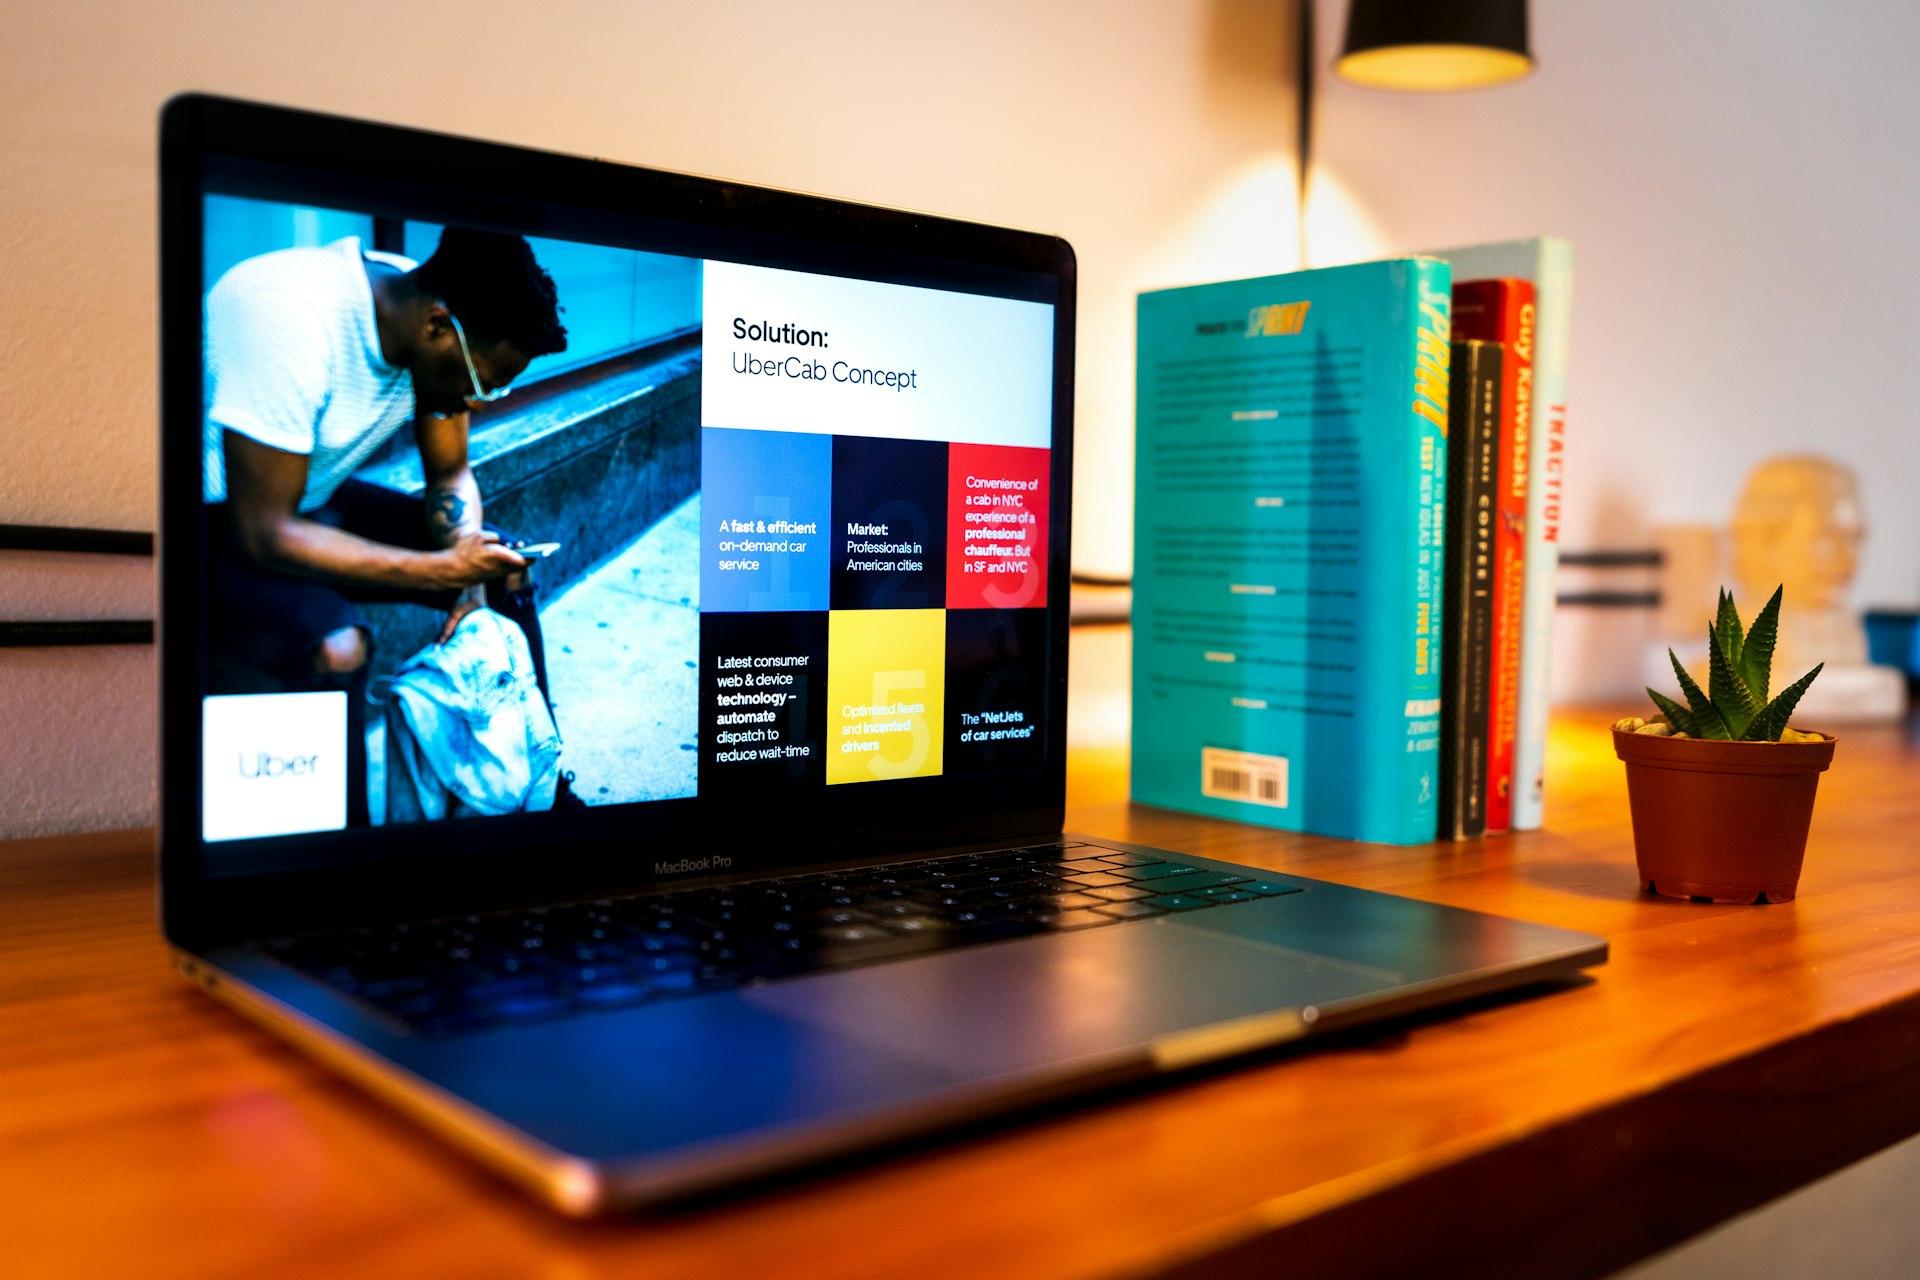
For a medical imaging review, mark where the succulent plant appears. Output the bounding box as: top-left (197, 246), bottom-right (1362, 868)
top-left (1642, 586), bottom-right (1823, 742)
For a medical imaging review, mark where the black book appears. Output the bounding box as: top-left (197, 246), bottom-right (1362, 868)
top-left (1438, 340), bottom-right (1502, 840)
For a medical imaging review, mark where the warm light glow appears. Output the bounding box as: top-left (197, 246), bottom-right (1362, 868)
top-left (1138, 152), bottom-right (1303, 281)
top-left (1336, 44), bottom-right (1533, 92)
top-left (1300, 167), bottom-right (1393, 272)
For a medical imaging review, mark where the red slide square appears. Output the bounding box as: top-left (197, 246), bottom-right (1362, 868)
top-left (947, 443), bottom-right (1049, 609)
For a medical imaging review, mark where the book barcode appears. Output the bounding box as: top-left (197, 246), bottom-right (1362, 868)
top-left (1200, 747), bottom-right (1288, 809)
top-left (1212, 767), bottom-right (1250, 793)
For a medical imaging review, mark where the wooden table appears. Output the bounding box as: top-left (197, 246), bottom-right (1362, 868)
top-left (7, 701), bottom-right (1920, 1279)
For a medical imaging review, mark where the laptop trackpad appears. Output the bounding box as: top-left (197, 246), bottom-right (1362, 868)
top-left (743, 916), bottom-right (1399, 1078)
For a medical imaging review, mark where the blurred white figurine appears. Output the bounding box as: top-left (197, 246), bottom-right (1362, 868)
top-left (1729, 457), bottom-right (1904, 723)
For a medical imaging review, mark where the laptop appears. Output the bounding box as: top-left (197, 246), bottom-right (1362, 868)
top-left (158, 95), bottom-right (1606, 1215)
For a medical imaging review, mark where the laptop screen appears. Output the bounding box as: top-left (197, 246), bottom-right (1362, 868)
top-left (166, 103), bottom-right (1072, 888)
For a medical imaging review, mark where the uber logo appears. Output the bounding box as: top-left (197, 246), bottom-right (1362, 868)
top-left (203, 693), bottom-right (347, 842)
top-left (239, 753), bottom-right (320, 779)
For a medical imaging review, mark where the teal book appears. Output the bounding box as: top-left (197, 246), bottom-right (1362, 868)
top-left (1131, 258), bottom-right (1452, 845)
top-left (1423, 238), bottom-right (1574, 831)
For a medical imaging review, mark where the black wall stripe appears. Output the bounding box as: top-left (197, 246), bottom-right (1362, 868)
top-left (0, 524), bottom-right (154, 556)
top-left (0, 621), bottom-right (154, 648)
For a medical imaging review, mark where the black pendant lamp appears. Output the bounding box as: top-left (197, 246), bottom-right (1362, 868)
top-left (1337, 0), bottom-right (1533, 92)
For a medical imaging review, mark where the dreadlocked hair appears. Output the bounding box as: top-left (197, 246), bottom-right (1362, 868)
top-left (410, 228), bottom-right (568, 358)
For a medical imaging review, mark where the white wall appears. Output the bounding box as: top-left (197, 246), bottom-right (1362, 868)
top-left (0, 0), bottom-right (1304, 838)
top-left (1306, 0), bottom-right (1920, 697)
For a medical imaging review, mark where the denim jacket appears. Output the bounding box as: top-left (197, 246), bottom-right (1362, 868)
top-left (384, 607), bottom-right (561, 822)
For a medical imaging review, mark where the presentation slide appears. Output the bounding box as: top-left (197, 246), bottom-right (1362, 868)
top-left (206, 238), bottom-right (1062, 853)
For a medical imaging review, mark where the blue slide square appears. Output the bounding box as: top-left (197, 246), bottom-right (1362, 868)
top-left (701, 427), bottom-right (832, 612)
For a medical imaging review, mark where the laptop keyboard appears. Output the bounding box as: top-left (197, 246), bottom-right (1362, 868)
top-left (265, 843), bottom-right (1304, 1037)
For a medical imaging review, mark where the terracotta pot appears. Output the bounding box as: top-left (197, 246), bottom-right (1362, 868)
top-left (1612, 729), bottom-right (1836, 904)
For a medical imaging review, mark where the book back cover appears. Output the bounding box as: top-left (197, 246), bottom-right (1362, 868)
top-left (1132, 258), bottom-right (1450, 845)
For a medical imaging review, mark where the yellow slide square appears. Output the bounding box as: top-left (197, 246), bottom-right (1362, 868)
top-left (827, 610), bottom-right (946, 784)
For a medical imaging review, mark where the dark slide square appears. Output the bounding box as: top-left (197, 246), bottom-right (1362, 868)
top-left (945, 608), bottom-right (1047, 773)
top-left (830, 436), bottom-right (948, 610)
top-left (699, 612), bottom-right (829, 791)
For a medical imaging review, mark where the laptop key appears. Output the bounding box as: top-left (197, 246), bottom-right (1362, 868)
top-left (628, 952), bottom-right (698, 975)
top-left (1082, 884), bottom-right (1155, 903)
top-left (491, 953), bottom-right (553, 977)
top-left (1143, 893), bottom-right (1212, 911)
top-left (1060, 872), bottom-right (1131, 889)
top-left (868, 900), bottom-right (936, 917)
top-left (815, 925), bottom-right (894, 946)
top-left (1241, 882), bottom-right (1305, 896)
top-left (1122, 861), bottom-right (1203, 881)
top-left (1091, 900), bottom-right (1166, 920)
top-left (1057, 858), bottom-right (1118, 874)
top-left (1138, 871), bottom-right (1251, 893)
top-left (1095, 851), bottom-right (1165, 867)
top-left (951, 905), bottom-right (1024, 927)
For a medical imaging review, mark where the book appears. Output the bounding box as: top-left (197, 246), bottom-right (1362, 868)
top-left (1132, 258), bottom-right (1451, 845)
top-left (1425, 238), bottom-right (1573, 831)
top-left (1451, 278), bottom-right (1534, 833)
top-left (1438, 340), bottom-right (1501, 841)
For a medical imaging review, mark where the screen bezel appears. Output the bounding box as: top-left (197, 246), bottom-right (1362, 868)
top-left (159, 95), bottom-right (1076, 948)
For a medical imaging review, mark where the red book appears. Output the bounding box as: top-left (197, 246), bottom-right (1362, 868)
top-left (1452, 278), bottom-right (1535, 833)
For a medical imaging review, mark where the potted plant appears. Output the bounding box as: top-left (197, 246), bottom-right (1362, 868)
top-left (1613, 586), bottom-right (1835, 903)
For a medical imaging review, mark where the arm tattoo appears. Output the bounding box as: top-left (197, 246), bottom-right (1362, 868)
top-left (426, 487), bottom-right (468, 541)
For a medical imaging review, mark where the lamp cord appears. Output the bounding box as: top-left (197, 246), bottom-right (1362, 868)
top-left (1296, 0), bottom-right (1315, 270)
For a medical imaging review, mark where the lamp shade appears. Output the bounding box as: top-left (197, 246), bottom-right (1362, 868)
top-left (1337, 0), bottom-right (1533, 92)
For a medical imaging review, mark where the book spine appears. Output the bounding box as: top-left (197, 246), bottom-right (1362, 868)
top-left (1438, 341), bottom-right (1499, 840)
top-left (1511, 241), bottom-right (1574, 831)
top-left (1486, 305), bottom-right (1531, 833)
top-left (1387, 257), bottom-right (1452, 844)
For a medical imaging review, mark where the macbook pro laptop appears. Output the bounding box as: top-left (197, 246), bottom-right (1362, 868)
top-left (158, 95), bottom-right (1605, 1214)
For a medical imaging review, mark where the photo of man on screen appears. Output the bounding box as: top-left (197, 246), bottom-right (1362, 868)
top-left (202, 226), bottom-right (576, 824)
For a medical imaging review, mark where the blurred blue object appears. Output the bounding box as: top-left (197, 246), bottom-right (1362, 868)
top-left (1864, 610), bottom-right (1920, 677)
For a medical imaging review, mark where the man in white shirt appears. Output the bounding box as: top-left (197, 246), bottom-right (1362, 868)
top-left (204, 227), bottom-right (572, 823)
